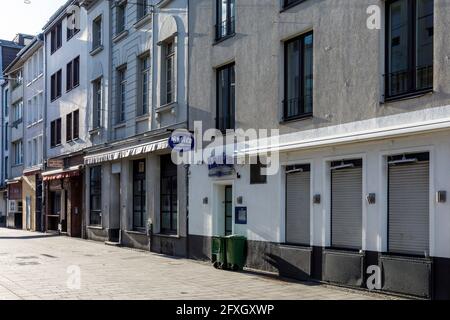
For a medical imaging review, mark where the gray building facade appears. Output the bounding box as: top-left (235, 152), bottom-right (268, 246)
top-left (187, 0), bottom-right (450, 299)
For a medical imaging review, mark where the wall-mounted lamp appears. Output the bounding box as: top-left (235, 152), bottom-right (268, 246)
top-left (437, 191), bottom-right (447, 203)
top-left (237, 196), bottom-right (243, 205)
top-left (203, 197), bottom-right (208, 205)
top-left (367, 193), bottom-right (376, 205)
top-left (313, 194), bottom-right (321, 204)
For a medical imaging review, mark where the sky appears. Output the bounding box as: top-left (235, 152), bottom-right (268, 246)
top-left (0, 0), bottom-right (68, 40)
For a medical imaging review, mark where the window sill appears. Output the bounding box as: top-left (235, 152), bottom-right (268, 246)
top-left (50, 144), bottom-right (62, 149)
top-left (383, 89), bottom-right (433, 104)
top-left (90, 45), bottom-right (104, 56)
top-left (136, 113), bottom-right (150, 122)
top-left (113, 30), bottom-right (129, 43)
top-left (51, 95), bottom-right (62, 103)
top-left (134, 14), bottom-right (152, 29)
top-left (89, 127), bottom-right (102, 136)
top-left (113, 122), bottom-right (126, 130)
top-left (156, 101), bottom-right (177, 114)
top-left (66, 83), bottom-right (80, 94)
top-left (125, 230), bottom-right (147, 236)
top-left (280, 113), bottom-right (313, 124)
top-left (87, 225), bottom-right (103, 230)
top-left (154, 233), bottom-right (180, 239)
top-left (26, 119), bottom-right (44, 129)
top-left (213, 33), bottom-right (236, 46)
top-left (280, 0), bottom-right (308, 13)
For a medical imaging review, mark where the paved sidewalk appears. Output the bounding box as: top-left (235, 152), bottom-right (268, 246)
top-left (0, 228), bottom-right (395, 300)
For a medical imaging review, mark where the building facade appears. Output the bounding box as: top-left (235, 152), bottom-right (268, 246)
top-left (0, 35), bottom-right (33, 228)
top-left (42, 0), bottom-right (89, 237)
top-left (83, 0), bottom-right (189, 257)
top-left (187, 0), bottom-right (450, 299)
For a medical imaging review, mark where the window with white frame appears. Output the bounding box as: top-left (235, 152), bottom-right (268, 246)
top-left (117, 67), bottom-right (126, 123)
top-left (13, 140), bottom-right (23, 165)
top-left (138, 54), bottom-right (150, 115)
top-left (162, 39), bottom-right (175, 105)
top-left (93, 78), bottom-right (102, 128)
top-left (12, 101), bottom-right (23, 123)
top-left (27, 99), bottom-right (32, 125)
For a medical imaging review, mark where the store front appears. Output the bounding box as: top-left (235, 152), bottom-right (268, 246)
top-left (6, 180), bottom-right (23, 229)
top-left (84, 136), bottom-right (188, 257)
top-left (43, 164), bottom-right (83, 238)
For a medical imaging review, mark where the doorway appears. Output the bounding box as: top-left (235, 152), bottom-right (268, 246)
top-left (224, 186), bottom-right (233, 236)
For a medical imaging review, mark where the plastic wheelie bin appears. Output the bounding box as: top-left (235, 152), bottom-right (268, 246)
top-left (211, 236), bottom-right (227, 269)
top-left (225, 235), bottom-right (247, 271)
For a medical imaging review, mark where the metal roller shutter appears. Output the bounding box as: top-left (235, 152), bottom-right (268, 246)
top-left (331, 167), bottom-right (363, 250)
top-left (286, 171), bottom-right (311, 245)
top-left (388, 161), bottom-right (429, 256)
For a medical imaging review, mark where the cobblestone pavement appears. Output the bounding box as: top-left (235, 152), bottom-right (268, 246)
top-left (0, 228), bottom-right (398, 300)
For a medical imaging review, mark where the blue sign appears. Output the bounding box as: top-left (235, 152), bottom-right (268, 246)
top-left (208, 153), bottom-right (234, 177)
top-left (168, 131), bottom-right (194, 152)
top-left (235, 207), bottom-right (247, 225)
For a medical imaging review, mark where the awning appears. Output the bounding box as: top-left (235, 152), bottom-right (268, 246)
top-left (84, 139), bottom-right (169, 165)
top-left (42, 166), bottom-right (82, 181)
top-left (6, 177), bottom-right (22, 185)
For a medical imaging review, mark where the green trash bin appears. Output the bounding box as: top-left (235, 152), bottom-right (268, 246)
top-left (226, 235), bottom-right (247, 271)
top-left (211, 236), bottom-right (227, 269)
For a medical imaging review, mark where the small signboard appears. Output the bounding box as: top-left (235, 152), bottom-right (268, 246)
top-left (48, 159), bottom-right (64, 169)
top-left (235, 207), bottom-right (248, 225)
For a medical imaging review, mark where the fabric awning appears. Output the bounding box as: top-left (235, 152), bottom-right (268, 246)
top-left (84, 139), bottom-right (169, 165)
top-left (42, 166), bottom-right (82, 181)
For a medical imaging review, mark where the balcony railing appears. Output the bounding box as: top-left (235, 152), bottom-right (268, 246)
top-left (215, 17), bottom-right (235, 41)
top-left (283, 95), bottom-right (313, 121)
top-left (385, 65), bottom-right (433, 99)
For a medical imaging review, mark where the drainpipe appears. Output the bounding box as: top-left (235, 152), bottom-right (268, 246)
top-left (185, 0), bottom-right (190, 259)
top-left (42, 36), bottom-right (48, 234)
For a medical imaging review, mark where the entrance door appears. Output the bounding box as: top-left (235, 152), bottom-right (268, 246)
top-left (225, 186), bottom-right (233, 236)
top-left (35, 177), bottom-right (43, 232)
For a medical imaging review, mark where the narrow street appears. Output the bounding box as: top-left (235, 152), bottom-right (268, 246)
top-left (0, 228), bottom-right (394, 300)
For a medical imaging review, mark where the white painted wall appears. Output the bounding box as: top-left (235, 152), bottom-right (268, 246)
top-left (189, 130), bottom-right (450, 259)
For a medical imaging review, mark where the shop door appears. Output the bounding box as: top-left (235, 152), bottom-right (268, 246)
top-left (388, 154), bottom-right (429, 256)
top-left (331, 160), bottom-right (363, 250)
top-left (70, 175), bottom-right (83, 238)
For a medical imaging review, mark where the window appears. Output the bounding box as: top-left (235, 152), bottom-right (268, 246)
top-left (13, 140), bottom-right (23, 165)
top-left (67, 11), bottom-right (80, 40)
top-left (27, 140), bottom-right (32, 167)
top-left (4, 157), bottom-right (8, 178)
top-left (66, 56), bottom-right (80, 91)
top-left (38, 92), bottom-right (43, 121)
top-left (116, 3), bottom-right (127, 35)
top-left (50, 21), bottom-right (62, 54)
top-left (160, 154), bottom-right (178, 235)
top-left (50, 118), bottom-right (62, 148)
top-left (250, 156), bottom-right (267, 184)
top-left (66, 113), bottom-right (72, 141)
top-left (93, 79), bottom-right (102, 128)
top-left (282, 0), bottom-right (307, 10)
top-left (90, 166), bottom-right (102, 226)
top-left (284, 31), bottom-right (313, 121)
top-left (73, 110), bottom-right (79, 139)
top-left (12, 101), bottom-right (23, 123)
top-left (32, 138), bottom-right (37, 166)
top-left (216, 63), bottom-right (235, 132)
top-left (4, 123), bottom-right (8, 151)
top-left (117, 67), bottom-right (126, 123)
top-left (139, 55), bottom-right (150, 115)
top-left (216, 0), bottom-right (235, 40)
top-left (27, 100), bottom-right (32, 125)
top-left (51, 69), bottom-right (62, 101)
top-left (163, 40), bottom-right (175, 105)
top-left (38, 136), bottom-right (43, 164)
top-left (137, 0), bottom-right (150, 19)
top-left (66, 110), bottom-right (79, 142)
top-left (3, 88), bottom-right (8, 117)
top-left (133, 159), bottom-right (147, 231)
top-left (38, 48), bottom-right (44, 75)
top-left (385, 0), bottom-right (434, 99)
top-left (92, 16), bottom-right (102, 50)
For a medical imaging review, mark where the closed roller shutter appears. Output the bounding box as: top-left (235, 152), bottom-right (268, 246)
top-left (388, 161), bottom-right (429, 256)
top-left (331, 166), bottom-right (362, 250)
top-left (286, 170), bottom-right (311, 245)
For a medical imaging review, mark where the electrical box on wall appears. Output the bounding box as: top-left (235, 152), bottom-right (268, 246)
top-left (437, 191), bottom-right (447, 203)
